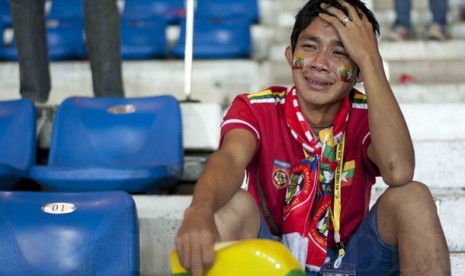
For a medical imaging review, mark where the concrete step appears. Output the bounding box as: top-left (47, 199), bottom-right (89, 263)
top-left (0, 60), bottom-right (261, 106)
top-left (379, 40), bottom-right (465, 61)
top-left (132, 193), bottom-right (465, 275)
top-left (372, 0), bottom-right (463, 12)
top-left (271, 0), bottom-right (464, 28)
top-left (181, 102), bottom-right (465, 187)
top-left (182, 139), bottom-right (465, 189)
top-left (270, 39), bottom-right (465, 62)
top-left (390, 83), bottom-right (465, 103)
top-left (2, 58), bottom-right (465, 105)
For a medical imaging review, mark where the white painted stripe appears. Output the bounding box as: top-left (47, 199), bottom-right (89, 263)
top-left (291, 129), bottom-right (298, 139)
top-left (297, 112), bottom-right (305, 122)
top-left (305, 130), bottom-right (313, 141)
top-left (221, 119), bottom-right (261, 140)
top-left (303, 143), bottom-right (314, 153)
top-left (249, 98), bottom-right (278, 104)
top-left (362, 132), bottom-right (370, 144)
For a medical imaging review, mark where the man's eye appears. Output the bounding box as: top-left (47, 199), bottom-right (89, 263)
top-left (334, 51), bottom-right (348, 57)
top-left (303, 44), bottom-right (316, 50)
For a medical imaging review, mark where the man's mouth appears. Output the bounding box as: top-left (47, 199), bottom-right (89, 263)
top-left (305, 77), bottom-right (333, 88)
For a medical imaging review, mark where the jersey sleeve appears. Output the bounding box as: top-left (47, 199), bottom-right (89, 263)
top-left (219, 94), bottom-right (261, 150)
top-left (360, 131), bottom-right (380, 179)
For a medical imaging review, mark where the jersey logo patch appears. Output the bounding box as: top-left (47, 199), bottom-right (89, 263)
top-left (272, 159), bottom-right (291, 190)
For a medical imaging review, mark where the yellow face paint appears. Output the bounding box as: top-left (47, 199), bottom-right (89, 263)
top-left (292, 53), bottom-right (305, 70)
top-left (339, 64), bottom-right (355, 83)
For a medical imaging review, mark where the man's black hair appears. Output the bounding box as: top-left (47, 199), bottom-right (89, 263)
top-left (290, 0), bottom-right (380, 52)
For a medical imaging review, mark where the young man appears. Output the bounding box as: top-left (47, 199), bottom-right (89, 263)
top-left (175, 0), bottom-right (451, 275)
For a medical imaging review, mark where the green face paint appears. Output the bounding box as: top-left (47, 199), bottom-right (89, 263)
top-left (339, 64), bottom-right (355, 83)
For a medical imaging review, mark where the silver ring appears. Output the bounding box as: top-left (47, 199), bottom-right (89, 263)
top-left (341, 17), bottom-right (351, 25)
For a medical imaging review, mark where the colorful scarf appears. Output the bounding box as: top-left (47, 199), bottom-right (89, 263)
top-left (282, 86), bottom-right (350, 271)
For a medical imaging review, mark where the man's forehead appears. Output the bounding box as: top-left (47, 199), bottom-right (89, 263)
top-left (298, 18), bottom-right (343, 44)
top-left (298, 33), bottom-right (344, 48)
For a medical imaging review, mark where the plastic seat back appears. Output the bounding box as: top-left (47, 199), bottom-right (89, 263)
top-left (123, 0), bottom-right (185, 24)
top-left (46, 18), bottom-right (86, 60)
top-left (50, 95), bottom-right (182, 168)
top-left (0, 98), bottom-right (36, 189)
top-left (0, 191), bottom-right (139, 275)
top-left (0, 0), bottom-right (12, 24)
top-left (47, 0), bottom-right (84, 20)
top-left (0, 0), bottom-right (85, 61)
top-left (0, 0), bottom-right (15, 61)
top-left (30, 95), bottom-right (183, 193)
top-left (121, 15), bottom-right (168, 59)
top-left (195, 0), bottom-right (259, 23)
top-left (171, 17), bottom-right (252, 59)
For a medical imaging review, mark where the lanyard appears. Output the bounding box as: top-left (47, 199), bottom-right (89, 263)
top-left (331, 133), bottom-right (345, 268)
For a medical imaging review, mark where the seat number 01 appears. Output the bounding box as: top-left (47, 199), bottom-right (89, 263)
top-left (42, 203), bottom-right (77, 214)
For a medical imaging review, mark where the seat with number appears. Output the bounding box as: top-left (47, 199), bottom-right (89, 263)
top-left (29, 95), bottom-right (183, 193)
top-left (0, 190), bottom-right (139, 275)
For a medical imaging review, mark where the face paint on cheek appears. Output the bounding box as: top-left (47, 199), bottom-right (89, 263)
top-left (292, 53), bottom-right (305, 70)
top-left (339, 64), bottom-right (356, 83)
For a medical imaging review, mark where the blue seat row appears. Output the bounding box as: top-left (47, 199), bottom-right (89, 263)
top-left (0, 95), bottom-right (179, 274)
top-left (0, 0), bottom-right (257, 60)
top-left (0, 95), bottom-right (185, 274)
top-left (0, 95), bottom-right (183, 193)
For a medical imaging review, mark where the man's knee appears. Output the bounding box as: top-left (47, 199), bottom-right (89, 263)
top-left (376, 181), bottom-right (438, 246)
top-left (215, 189), bottom-right (260, 241)
top-left (379, 181), bottom-right (435, 214)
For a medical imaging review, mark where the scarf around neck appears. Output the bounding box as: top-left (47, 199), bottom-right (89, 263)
top-left (282, 86), bottom-right (351, 271)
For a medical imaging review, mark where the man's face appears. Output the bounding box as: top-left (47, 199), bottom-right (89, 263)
top-left (286, 17), bottom-right (360, 107)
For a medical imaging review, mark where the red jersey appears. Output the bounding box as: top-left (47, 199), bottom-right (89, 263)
top-left (220, 86), bottom-right (379, 246)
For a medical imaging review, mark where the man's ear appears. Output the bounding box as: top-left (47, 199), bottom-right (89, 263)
top-left (285, 45), bottom-right (293, 68)
top-left (356, 70), bottom-right (363, 84)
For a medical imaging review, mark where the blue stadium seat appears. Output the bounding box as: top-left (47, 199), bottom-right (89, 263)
top-left (47, 0), bottom-right (84, 21)
top-left (0, 0), bottom-right (11, 25)
top-left (30, 95), bottom-right (183, 193)
top-left (0, 0), bottom-right (16, 61)
top-left (0, 98), bottom-right (36, 190)
top-left (0, 0), bottom-right (85, 61)
top-left (45, 18), bottom-right (86, 60)
top-left (123, 0), bottom-right (185, 25)
top-left (46, 0), bottom-right (86, 60)
top-left (195, 0), bottom-right (260, 23)
top-left (121, 15), bottom-right (168, 59)
top-left (0, 190), bottom-right (139, 275)
top-left (171, 17), bottom-right (252, 59)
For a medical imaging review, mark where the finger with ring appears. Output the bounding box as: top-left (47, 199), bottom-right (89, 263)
top-left (341, 17), bottom-right (351, 25)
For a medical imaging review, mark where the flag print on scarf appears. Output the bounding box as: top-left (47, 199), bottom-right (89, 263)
top-left (282, 86), bottom-right (350, 272)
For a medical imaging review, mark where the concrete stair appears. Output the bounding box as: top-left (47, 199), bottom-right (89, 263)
top-left (0, 0), bottom-right (464, 274)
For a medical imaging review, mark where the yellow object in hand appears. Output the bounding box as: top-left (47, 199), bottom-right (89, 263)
top-left (170, 239), bottom-right (306, 276)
